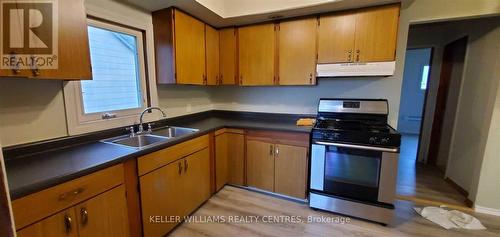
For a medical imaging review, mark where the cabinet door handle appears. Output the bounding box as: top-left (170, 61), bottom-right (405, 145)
top-left (58, 187), bottom-right (85, 201)
top-left (64, 214), bottom-right (73, 234)
top-left (275, 145), bottom-right (279, 156)
top-left (269, 145), bottom-right (274, 156)
top-left (220, 74), bottom-right (223, 84)
top-left (178, 162), bottom-right (182, 175)
top-left (184, 159), bottom-right (188, 172)
top-left (33, 68), bottom-right (40, 76)
top-left (356, 50), bottom-right (360, 62)
top-left (80, 208), bottom-right (88, 226)
top-left (348, 50), bottom-right (352, 62)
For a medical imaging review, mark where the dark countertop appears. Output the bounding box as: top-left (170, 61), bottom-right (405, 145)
top-left (4, 110), bottom-right (314, 200)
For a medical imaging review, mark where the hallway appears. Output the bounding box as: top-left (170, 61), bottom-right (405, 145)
top-left (396, 135), bottom-right (470, 210)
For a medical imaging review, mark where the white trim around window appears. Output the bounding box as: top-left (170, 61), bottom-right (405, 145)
top-left (64, 18), bottom-right (156, 135)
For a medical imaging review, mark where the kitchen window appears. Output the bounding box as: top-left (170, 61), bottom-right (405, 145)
top-left (64, 18), bottom-right (150, 135)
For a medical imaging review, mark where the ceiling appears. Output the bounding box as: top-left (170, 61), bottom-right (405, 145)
top-left (119, 0), bottom-right (401, 27)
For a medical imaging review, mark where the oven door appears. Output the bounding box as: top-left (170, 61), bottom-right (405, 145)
top-left (310, 141), bottom-right (396, 203)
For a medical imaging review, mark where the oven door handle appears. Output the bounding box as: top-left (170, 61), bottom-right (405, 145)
top-left (314, 141), bottom-right (399, 153)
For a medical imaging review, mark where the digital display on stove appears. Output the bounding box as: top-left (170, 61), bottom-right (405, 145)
top-left (343, 101), bottom-right (360, 108)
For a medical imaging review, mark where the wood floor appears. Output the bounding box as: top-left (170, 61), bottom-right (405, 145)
top-left (169, 186), bottom-right (500, 237)
top-left (396, 135), bottom-right (469, 209)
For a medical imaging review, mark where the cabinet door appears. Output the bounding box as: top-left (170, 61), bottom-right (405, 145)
top-left (205, 25), bottom-right (219, 85)
top-left (318, 11), bottom-right (356, 63)
top-left (0, 0), bottom-right (92, 80)
top-left (354, 4), bottom-right (399, 62)
top-left (140, 160), bottom-right (185, 237)
top-left (274, 144), bottom-right (308, 199)
top-left (17, 208), bottom-right (77, 237)
top-left (219, 28), bottom-right (237, 85)
top-left (75, 185), bottom-right (129, 237)
top-left (227, 132), bottom-right (245, 186)
top-left (238, 24), bottom-right (276, 85)
top-left (215, 133), bottom-right (229, 190)
top-left (246, 140), bottom-right (275, 192)
top-left (183, 148), bottom-right (211, 211)
top-left (174, 10), bottom-right (206, 84)
top-left (278, 18), bottom-right (317, 85)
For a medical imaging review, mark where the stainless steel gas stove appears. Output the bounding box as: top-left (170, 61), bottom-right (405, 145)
top-left (309, 98), bottom-right (401, 225)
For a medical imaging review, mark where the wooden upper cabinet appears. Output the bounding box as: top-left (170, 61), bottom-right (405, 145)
top-left (174, 10), bottom-right (206, 84)
top-left (318, 4), bottom-right (400, 63)
top-left (75, 186), bottom-right (130, 237)
top-left (219, 28), bottom-right (237, 85)
top-left (318, 12), bottom-right (356, 63)
top-left (354, 4), bottom-right (400, 62)
top-left (0, 0), bottom-right (91, 80)
top-left (152, 8), bottom-right (206, 84)
top-left (238, 23), bottom-right (276, 86)
top-left (278, 18), bottom-right (318, 85)
top-left (205, 25), bottom-right (219, 85)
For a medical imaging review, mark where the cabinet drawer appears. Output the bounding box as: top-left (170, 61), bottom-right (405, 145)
top-left (12, 165), bottom-right (124, 230)
top-left (138, 135), bottom-right (209, 176)
top-left (246, 130), bottom-right (309, 147)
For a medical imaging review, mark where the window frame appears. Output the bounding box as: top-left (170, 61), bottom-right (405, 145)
top-left (64, 18), bottom-right (153, 135)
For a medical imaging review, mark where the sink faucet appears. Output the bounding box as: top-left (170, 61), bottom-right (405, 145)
top-left (137, 107), bottom-right (167, 134)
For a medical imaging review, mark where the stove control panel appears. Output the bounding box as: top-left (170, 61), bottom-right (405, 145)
top-left (369, 137), bottom-right (390, 145)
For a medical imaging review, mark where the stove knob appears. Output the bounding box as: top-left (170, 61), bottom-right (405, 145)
top-left (381, 138), bottom-right (389, 145)
top-left (369, 137), bottom-right (376, 144)
top-left (333, 133), bottom-right (340, 139)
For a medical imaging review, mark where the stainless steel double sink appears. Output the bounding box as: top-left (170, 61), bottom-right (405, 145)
top-left (101, 126), bottom-right (199, 149)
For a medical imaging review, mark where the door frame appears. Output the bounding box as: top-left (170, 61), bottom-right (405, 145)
top-left (426, 36), bottom-right (468, 166)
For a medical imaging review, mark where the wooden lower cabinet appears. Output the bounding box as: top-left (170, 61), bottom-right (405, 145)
top-left (215, 129), bottom-right (245, 190)
top-left (17, 185), bottom-right (128, 237)
top-left (140, 148), bottom-right (210, 237)
top-left (17, 209), bottom-right (78, 237)
top-left (246, 131), bottom-right (309, 199)
top-left (246, 140), bottom-right (275, 192)
top-left (75, 185), bottom-right (130, 237)
top-left (274, 144), bottom-right (308, 199)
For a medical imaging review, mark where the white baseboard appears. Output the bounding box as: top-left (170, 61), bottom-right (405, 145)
top-left (475, 205), bottom-right (500, 216)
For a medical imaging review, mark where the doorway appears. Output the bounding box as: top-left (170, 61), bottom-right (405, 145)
top-left (397, 32), bottom-right (471, 210)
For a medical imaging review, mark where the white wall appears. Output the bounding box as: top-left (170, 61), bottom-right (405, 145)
top-left (445, 19), bottom-right (500, 202)
top-left (475, 59), bottom-right (500, 210)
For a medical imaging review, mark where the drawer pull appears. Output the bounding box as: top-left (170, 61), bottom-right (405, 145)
top-left (80, 207), bottom-right (88, 226)
top-left (58, 187), bottom-right (85, 201)
top-left (178, 162), bottom-right (182, 175)
top-left (64, 214), bottom-right (73, 233)
top-left (184, 159), bottom-right (188, 173)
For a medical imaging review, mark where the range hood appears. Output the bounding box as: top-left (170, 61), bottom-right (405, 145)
top-left (316, 61), bottom-right (396, 77)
